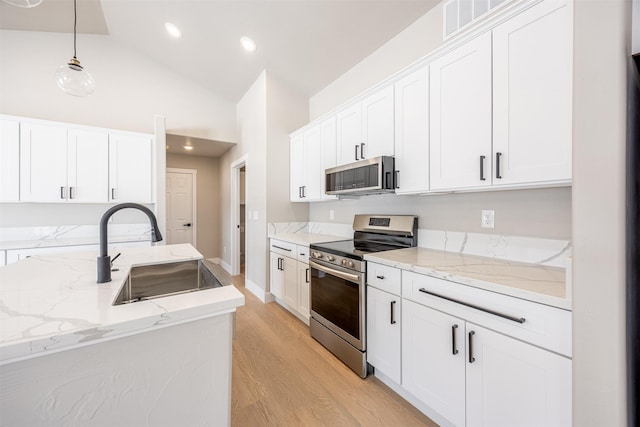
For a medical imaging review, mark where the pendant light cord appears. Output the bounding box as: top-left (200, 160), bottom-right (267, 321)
top-left (73, 0), bottom-right (77, 59)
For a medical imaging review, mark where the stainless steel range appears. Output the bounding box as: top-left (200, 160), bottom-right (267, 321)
top-left (309, 214), bottom-right (418, 378)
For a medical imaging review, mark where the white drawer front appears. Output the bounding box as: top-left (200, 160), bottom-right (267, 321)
top-left (296, 245), bottom-right (309, 263)
top-left (367, 262), bottom-right (402, 296)
top-left (402, 271), bottom-right (572, 357)
top-left (270, 239), bottom-right (297, 259)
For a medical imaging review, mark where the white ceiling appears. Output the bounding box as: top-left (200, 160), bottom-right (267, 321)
top-left (166, 133), bottom-right (235, 158)
top-left (1, 0), bottom-right (439, 156)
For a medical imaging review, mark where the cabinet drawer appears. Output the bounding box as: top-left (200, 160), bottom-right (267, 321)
top-left (402, 271), bottom-right (572, 357)
top-left (270, 239), bottom-right (296, 258)
top-left (297, 245), bottom-right (310, 263)
top-left (367, 262), bottom-right (401, 295)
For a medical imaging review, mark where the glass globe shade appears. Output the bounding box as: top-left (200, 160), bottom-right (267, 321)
top-left (55, 59), bottom-right (95, 97)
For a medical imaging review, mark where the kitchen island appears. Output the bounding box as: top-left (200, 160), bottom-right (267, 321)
top-left (0, 244), bottom-right (244, 426)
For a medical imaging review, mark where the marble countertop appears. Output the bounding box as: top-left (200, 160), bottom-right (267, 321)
top-left (365, 247), bottom-right (569, 310)
top-left (269, 232), bottom-right (349, 246)
top-left (0, 244), bottom-right (245, 364)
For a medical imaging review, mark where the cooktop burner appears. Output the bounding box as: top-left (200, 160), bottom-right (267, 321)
top-left (310, 239), bottom-right (409, 260)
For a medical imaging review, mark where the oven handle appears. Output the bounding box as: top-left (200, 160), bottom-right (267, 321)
top-left (309, 260), bottom-right (361, 284)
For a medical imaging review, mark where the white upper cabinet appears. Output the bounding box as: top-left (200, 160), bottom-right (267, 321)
top-left (336, 102), bottom-right (362, 165)
top-left (290, 133), bottom-right (305, 202)
top-left (394, 66), bottom-right (430, 194)
top-left (429, 32), bottom-right (493, 191)
top-left (67, 128), bottom-right (109, 203)
top-left (0, 118), bottom-right (20, 202)
top-left (492, 0), bottom-right (572, 186)
top-left (361, 85), bottom-right (394, 160)
top-left (290, 116), bottom-right (337, 203)
top-left (109, 133), bottom-right (153, 203)
top-left (19, 122), bottom-right (68, 202)
top-left (336, 85), bottom-right (394, 165)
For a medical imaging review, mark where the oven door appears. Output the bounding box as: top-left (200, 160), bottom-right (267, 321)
top-left (309, 259), bottom-right (366, 351)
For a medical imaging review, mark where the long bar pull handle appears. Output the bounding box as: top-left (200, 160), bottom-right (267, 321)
top-left (69, 187), bottom-right (75, 200)
top-left (390, 301), bottom-right (397, 324)
top-left (111, 188), bottom-right (116, 200)
top-left (496, 152), bottom-right (502, 179)
top-left (452, 324), bottom-right (459, 355)
top-left (480, 155), bottom-right (486, 181)
top-left (468, 331), bottom-right (476, 363)
top-left (355, 145), bottom-right (359, 161)
top-left (305, 268), bottom-right (310, 283)
top-left (360, 143), bottom-right (366, 159)
top-left (272, 245), bottom-right (292, 252)
top-left (418, 288), bottom-right (526, 324)
top-left (60, 186), bottom-right (66, 199)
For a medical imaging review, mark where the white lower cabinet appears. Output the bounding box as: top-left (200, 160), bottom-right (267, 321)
top-left (270, 239), bottom-right (311, 323)
top-left (402, 299), bottom-right (571, 427)
top-left (366, 286), bottom-right (401, 384)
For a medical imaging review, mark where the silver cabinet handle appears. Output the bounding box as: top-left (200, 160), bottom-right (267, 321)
top-left (418, 288), bottom-right (525, 324)
top-left (305, 268), bottom-right (310, 283)
top-left (272, 245), bottom-right (292, 252)
top-left (390, 300), bottom-right (397, 324)
top-left (480, 155), bottom-right (486, 181)
top-left (468, 331), bottom-right (476, 363)
top-left (452, 324), bottom-right (459, 355)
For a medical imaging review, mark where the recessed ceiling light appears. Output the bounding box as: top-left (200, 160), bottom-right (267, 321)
top-left (165, 22), bottom-right (182, 38)
top-left (184, 145), bottom-right (194, 151)
top-left (240, 36), bottom-right (256, 52)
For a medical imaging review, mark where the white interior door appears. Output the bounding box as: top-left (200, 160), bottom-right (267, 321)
top-left (166, 171), bottom-right (195, 246)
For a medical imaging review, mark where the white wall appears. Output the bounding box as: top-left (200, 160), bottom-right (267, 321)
top-left (309, 2), bottom-right (444, 120)
top-left (571, 0), bottom-right (630, 425)
top-left (0, 30), bottom-right (237, 142)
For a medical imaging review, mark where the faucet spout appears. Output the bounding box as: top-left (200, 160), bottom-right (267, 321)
top-left (97, 203), bottom-right (163, 283)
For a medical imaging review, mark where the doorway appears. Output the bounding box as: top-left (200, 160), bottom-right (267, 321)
top-left (166, 168), bottom-right (197, 246)
top-left (230, 155), bottom-right (248, 276)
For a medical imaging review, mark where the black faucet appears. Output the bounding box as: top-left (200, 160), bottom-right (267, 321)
top-left (97, 203), bottom-right (163, 283)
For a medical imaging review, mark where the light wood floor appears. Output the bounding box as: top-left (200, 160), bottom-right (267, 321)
top-left (230, 274), bottom-right (438, 427)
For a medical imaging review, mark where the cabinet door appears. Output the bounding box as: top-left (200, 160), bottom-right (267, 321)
top-left (361, 85), bottom-right (394, 159)
top-left (109, 133), bottom-right (152, 203)
top-left (402, 300), bottom-right (466, 427)
top-left (394, 67), bottom-right (430, 194)
top-left (19, 122), bottom-right (68, 202)
top-left (367, 286), bottom-right (401, 383)
top-left (282, 256), bottom-right (298, 308)
top-left (290, 133), bottom-right (305, 202)
top-left (466, 324), bottom-right (571, 427)
top-left (67, 128), bottom-right (109, 202)
top-left (430, 32), bottom-right (492, 191)
top-left (0, 118), bottom-right (20, 202)
top-left (336, 103), bottom-right (362, 165)
top-left (270, 252), bottom-right (284, 299)
top-left (492, 0), bottom-right (572, 185)
top-left (320, 116), bottom-right (338, 200)
top-left (297, 261), bottom-right (310, 320)
top-left (303, 125), bottom-right (322, 201)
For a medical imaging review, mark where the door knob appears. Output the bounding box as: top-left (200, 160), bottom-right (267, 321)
top-left (183, 223), bottom-right (192, 227)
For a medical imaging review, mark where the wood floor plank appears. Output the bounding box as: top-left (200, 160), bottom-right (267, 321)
top-left (230, 274), bottom-right (438, 427)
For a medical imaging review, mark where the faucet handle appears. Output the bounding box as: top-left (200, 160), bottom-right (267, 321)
top-left (111, 253), bottom-right (121, 265)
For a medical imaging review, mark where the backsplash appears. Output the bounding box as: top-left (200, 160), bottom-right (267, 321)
top-left (0, 224), bottom-right (152, 248)
top-left (268, 221), bottom-right (571, 269)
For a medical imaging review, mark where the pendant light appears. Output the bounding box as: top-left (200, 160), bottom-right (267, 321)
top-left (55, 0), bottom-right (95, 97)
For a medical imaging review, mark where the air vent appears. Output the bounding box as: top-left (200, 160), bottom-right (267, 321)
top-left (443, 0), bottom-right (510, 39)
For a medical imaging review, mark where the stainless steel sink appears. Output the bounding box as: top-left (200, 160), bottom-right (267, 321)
top-left (113, 259), bottom-right (226, 305)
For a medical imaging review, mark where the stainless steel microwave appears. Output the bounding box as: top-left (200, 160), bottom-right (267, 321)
top-left (325, 156), bottom-right (396, 196)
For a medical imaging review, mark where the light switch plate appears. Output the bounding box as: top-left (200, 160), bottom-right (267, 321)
top-left (481, 210), bottom-right (495, 228)
top-left (329, 210), bottom-right (335, 220)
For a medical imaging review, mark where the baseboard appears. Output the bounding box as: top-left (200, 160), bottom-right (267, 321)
top-left (245, 279), bottom-right (267, 303)
top-left (207, 258), bottom-right (232, 274)
top-left (373, 370), bottom-right (454, 427)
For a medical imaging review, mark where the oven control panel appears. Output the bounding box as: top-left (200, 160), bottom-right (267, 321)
top-left (311, 250), bottom-right (364, 272)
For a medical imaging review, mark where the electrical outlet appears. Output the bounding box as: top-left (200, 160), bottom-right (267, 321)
top-left (223, 246), bottom-right (227, 253)
top-left (329, 210), bottom-right (335, 220)
top-left (481, 210), bottom-right (495, 229)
